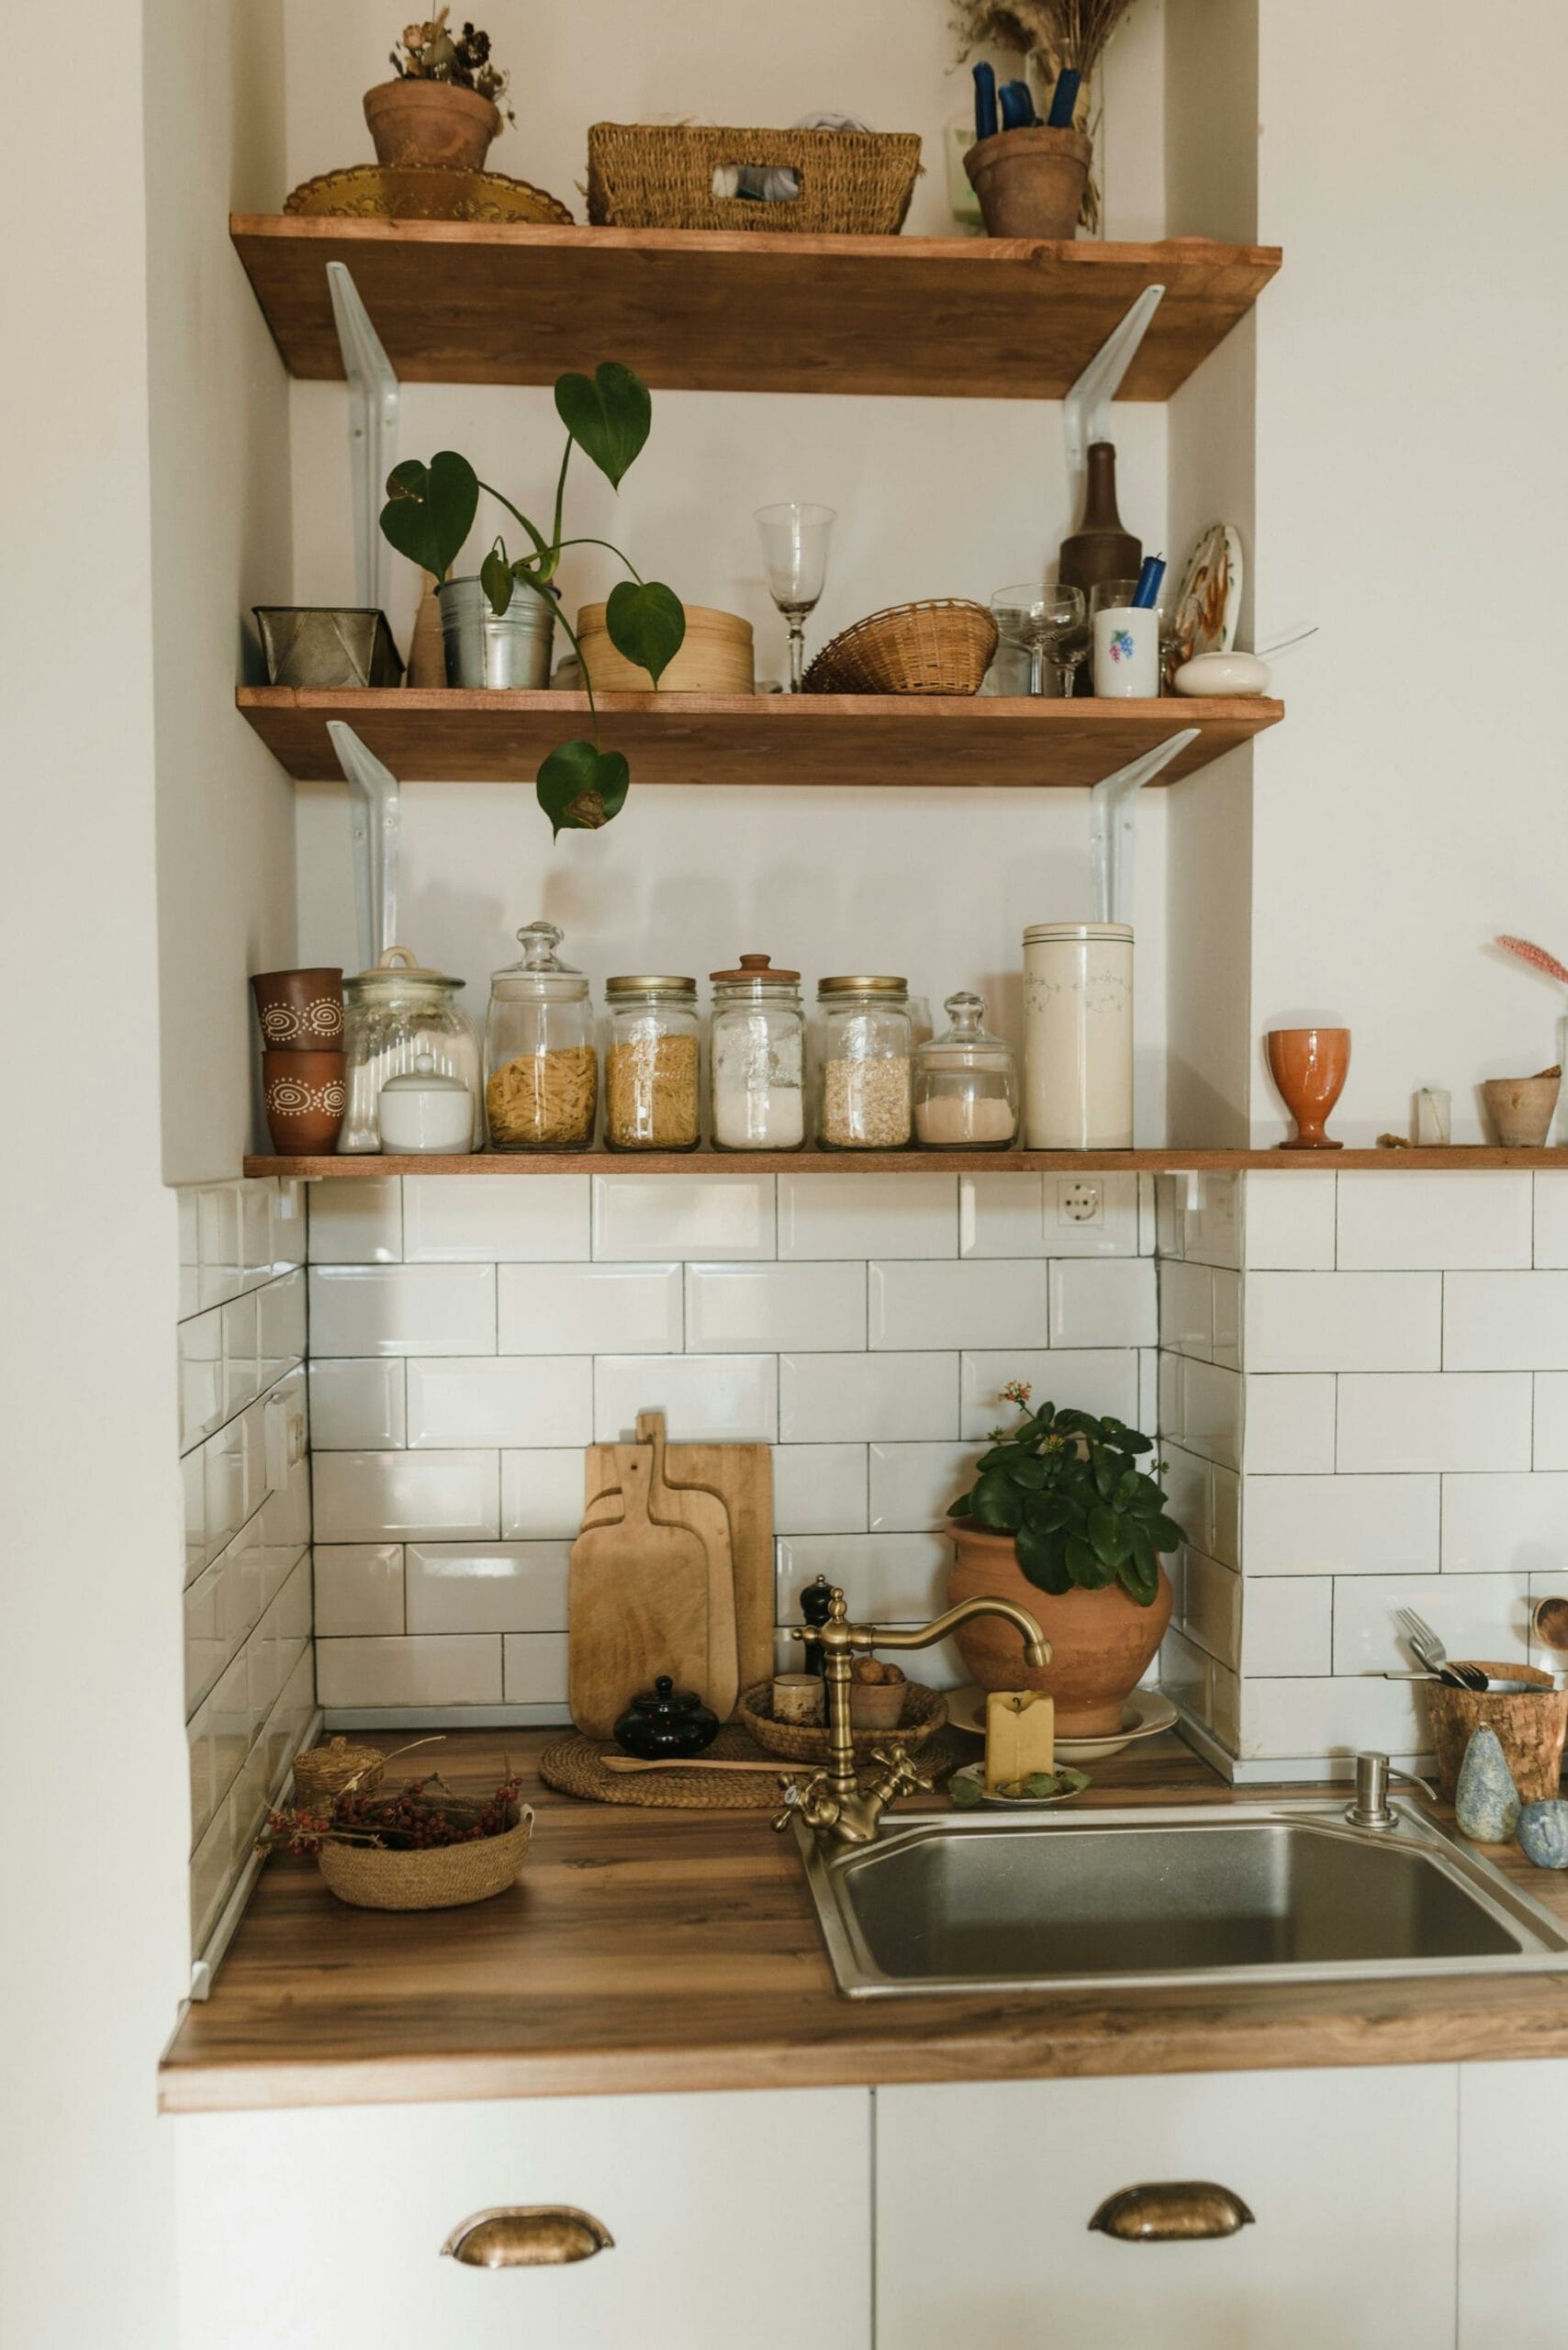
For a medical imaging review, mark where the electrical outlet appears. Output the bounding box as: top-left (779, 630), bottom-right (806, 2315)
top-left (1057, 1180), bottom-right (1103, 1225)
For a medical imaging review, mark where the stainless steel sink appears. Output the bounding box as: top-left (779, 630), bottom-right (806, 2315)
top-left (790, 1798), bottom-right (1568, 1998)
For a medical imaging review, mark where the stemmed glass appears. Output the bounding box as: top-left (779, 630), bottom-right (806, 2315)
top-left (991, 583), bottom-right (1087, 696)
top-left (755, 502), bottom-right (835, 691)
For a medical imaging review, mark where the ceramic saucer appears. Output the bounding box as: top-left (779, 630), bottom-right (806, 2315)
top-left (946, 1685), bottom-right (1180, 1762)
top-left (948, 1762), bottom-right (1092, 1810)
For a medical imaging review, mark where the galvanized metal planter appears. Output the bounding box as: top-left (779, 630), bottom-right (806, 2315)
top-left (438, 576), bottom-right (554, 688)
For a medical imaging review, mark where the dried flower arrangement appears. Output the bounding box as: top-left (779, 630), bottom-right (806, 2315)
top-left (951, 0), bottom-right (1140, 77)
top-left (258, 1740), bottom-right (521, 1856)
top-left (1497, 934), bottom-right (1568, 989)
top-left (389, 9), bottom-right (513, 127)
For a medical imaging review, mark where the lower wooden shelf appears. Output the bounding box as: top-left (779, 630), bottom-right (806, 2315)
top-left (244, 1146), bottom-right (1566, 1178)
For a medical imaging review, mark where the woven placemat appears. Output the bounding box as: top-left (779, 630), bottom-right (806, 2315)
top-left (542, 1725), bottom-right (969, 1810)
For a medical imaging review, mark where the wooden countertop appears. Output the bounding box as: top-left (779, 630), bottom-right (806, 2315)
top-left (160, 1730), bottom-right (1568, 2114)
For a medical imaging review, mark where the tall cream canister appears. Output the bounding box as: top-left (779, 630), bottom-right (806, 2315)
top-left (1022, 922), bottom-right (1134, 1148)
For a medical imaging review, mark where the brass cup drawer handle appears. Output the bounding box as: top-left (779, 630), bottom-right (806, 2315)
top-left (442, 2207), bottom-right (615, 2268)
top-left (1089, 2182), bottom-right (1255, 2243)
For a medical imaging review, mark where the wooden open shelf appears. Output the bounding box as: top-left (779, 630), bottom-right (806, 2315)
top-left (245, 1147), bottom-right (1568, 1179)
top-left (230, 217), bottom-right (1280, 399)
top-left (237, 688), bottom-right (1280, 789)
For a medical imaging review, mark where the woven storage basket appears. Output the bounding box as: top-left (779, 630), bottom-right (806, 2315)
top-left (316, 1800), bottom-right (533, 1911)
top-left (577, 601), bottom-right (755, 694)
top-left (738, 1679), bottom-right (946, 1762)
top-left (587, 122), bottom-right (921, 235)
top-left (291, 1737), bottom-right (385, 1814)
top-left (803, 599), bottom-right (998, 696)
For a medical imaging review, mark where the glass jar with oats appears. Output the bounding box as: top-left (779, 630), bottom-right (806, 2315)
top-left (484, 923), bottom-right (599, 1151)
top-left (604, 976), bottom-right (701, 1151)
top-left (813, 976), bottom-right (913, 1149)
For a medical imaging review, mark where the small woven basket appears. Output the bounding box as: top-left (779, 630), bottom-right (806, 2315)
top-left (803, 599), bottom-right (999, 696)
top-left (290, 1737), bottom-right (385, 1815)
top-left (587, 122), bottom-right (921, 235)
top-left (316, 1800), bottom-right (533, 1911)
top-left (739, 1680), bottom-right (946, 1762)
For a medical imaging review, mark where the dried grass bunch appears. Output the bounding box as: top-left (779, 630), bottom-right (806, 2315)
top-left (952, 0), bottom-right (1138, 77)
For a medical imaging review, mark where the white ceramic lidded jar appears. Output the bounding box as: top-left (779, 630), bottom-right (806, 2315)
top-left (709, 954), bottom-right (806, 1151)
top-left (1022, 922), bottom-right (1134, 1148)
top-left (377, 1054), bottom-right (476, 1154)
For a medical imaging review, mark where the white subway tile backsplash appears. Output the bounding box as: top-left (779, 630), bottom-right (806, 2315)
top-left (498, 1261), bottom-right (681, 1354)
top-left (1441, 1472), bottom-right (1568, 1572)
top-left (241, 1184), bottom-right (274, 1291)
top-left (781, 1351), bottom-right (957, 1443)
top-left (317, 1635), bottom-right (503, 1707)
top-left (179, 1308), bottom-right (223, 1451)
top-left (1335, 1373), bottom-right (1533, 1472)
top-left (1330, 1572), bottom-right (1530, 1675)
top-left (501, 1449), bottom-right (590, 1538)
top-left (257, 1268), bottom-right (307, 1383)
top-left (1168, 1358), bottom-right (1243, 1470)
top-left (408, 1355), bottom-right (592, 1449)
top-left (313, 1544), bottom-right (405, 1636)
top-left (190, 1805), bottom-right (232, 1946)
top-left (222, 1292), bottom-right (259, 1417)
top-left (1534, 1174), bottom-right (1568, 1269)
top-left (204, 1419), bottom-right (247, 1558)
top-left (1243, 1375), bottom-right (1338, 1473)
top-left (313, 1449), bottom-right (499, 1542)
top-left (502, 1633), bottom-right (571, 1706)
top-left (870, 1259), bottom-right (1048, 1351)
top-left (1183, 1551), bottom-right (1242, 1671)
top-left (1241, 1576), bottom-right (1332, 1677)
top-left (308, 1263), bottom-right (496, 1356)
top-left (308, 1358), bottom-right (406, 1449)
top-left (1242, 1171), bottom-right (1338, 1270)
top-left (1050, 1257), bottom-right (1156, 1348)
top-left (1211, 1466), bottom-right (1240, 1568)
top-left (687, 1260), bottom-right (864, 1352)
top-left (307, 1178), bottom-right (402, 1263)
top-left (405, 1174), bottom-right (588, 1261)
top-left (1211, 1270), bottom-right (1242, 1371)
top-left (1239, 1673), bottom-right (1424, 1762)
top-left (868, 1441), bottom-right (981, 1533)
top-left (178, 1189), bottom-right (201, 1320)
top-left (271, 1180), bottom-right (305, 1274)
top-left (1244, 1472), bottom-right (1439, 1574)
top-left (1159, 1259), bottom-right (1213, 1360)
top-left (595, 1353), bottom-right (777, 1442)
top-left (780, 1171), bottom-right (956, 1260)
top-left (1159, 1625), bottom-right (1214, 1728)
top-left (1535, 1374), bottom-right (1568, 1468)
top-left (407, 1540), bottom-right (570, 1634)
top-left (1444, 1272), bottom-right (1568, 1370)
top-left (183, 1449), bottom-right (207, 1583)
top-left (776, 1533), bottom-right (953, 1623)
top-left (1159, 1444), bottom-right (1212, 1557)
top-left (594, 1172), bottom-right (775, 1260)
top-left (1182, 1173), bottom-right (1241, 1269)
top-left (1245, 1271), bottom-right (1442, 1373)
top-left (1337, 1170), bottom-right (1533, 1270)
top-left (961, 1349), bottom-right (1140, 1438)
top-left (960, 1171), bottom-right (1139, 1259)
top-left (198, 1184), bottom-right (242, 1307)
top-left (773, 1444), bottom-right (868, 1534)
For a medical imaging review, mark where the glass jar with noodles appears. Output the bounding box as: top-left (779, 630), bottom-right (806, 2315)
top-left (484, 923), bottom-right (599, 1150)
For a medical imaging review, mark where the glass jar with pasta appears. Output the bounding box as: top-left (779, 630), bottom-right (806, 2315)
top-left (484, 923), bottom-right (599, 1151)
top-left (604, 976), bottom-right (701, 1151)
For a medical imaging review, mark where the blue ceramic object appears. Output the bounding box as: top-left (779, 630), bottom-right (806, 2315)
top-left (1455, 1723), bottom-right (1521, 1841)
top-left (1518, 1798), bottom-right (1568, 1868)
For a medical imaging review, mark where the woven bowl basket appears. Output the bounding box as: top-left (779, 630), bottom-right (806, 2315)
top-left (739, 1680), bottom-right (946, 1762)
top-left (587, 122), bottom-right (921, 235)
top-left (804, 599), bottom-right (999, 696)
top-left (290, 1737), bottom-right (384, 1816)
top-left (316, 1801), bottom-right (533, 1912)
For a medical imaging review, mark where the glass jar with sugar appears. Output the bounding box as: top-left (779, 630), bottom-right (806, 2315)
top-left (708, 954), bottom-right (806, 1151)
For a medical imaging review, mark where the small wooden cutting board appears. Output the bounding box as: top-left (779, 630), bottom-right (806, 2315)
top-left (568, 1445), bottom-right (710, 1738)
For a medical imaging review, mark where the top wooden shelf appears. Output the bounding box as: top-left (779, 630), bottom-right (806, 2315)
top-left (230, 217), bottom-right (1281, 399)
top-left (244, 1147), bottom-right (1568, 1180)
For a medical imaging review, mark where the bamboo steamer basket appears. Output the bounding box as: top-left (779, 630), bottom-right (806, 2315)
top-left (577, 602), bottom-right (755, 695)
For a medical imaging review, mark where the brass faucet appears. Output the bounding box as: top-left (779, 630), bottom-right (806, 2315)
top-left (771, 1584), bottom-right (1052, 1846)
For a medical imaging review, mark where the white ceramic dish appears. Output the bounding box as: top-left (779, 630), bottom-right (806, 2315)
top-left (948, 1761), bottom-right (1092, 1810)
top-left (1173, 649), bottom-right (1272, 698)
top-left (946, 1685), bottom-right (1180, 1761)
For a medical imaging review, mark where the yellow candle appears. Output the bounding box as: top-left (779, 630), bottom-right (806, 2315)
top-left (985, 1690), bottom-right (1055, 1792)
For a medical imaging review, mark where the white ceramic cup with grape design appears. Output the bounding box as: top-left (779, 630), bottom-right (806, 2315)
top-left (1092, 602), bottom-right (1159, 696)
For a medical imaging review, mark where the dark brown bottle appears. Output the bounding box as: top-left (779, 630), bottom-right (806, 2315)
top-left (1058, 441), bottom-right (1142, 603)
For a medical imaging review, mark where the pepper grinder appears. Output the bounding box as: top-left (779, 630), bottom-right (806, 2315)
top-left (800, 1573), bottom-right (835, 1680)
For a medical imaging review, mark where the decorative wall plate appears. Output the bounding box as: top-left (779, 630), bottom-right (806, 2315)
top-left (285, 165), bottom-right (575, 225)
top-left (1171, 522), bottom-right (1243, 662)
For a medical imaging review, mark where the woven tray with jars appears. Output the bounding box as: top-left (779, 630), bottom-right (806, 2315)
top-left (738, 1676), bottom-right (947, 1762)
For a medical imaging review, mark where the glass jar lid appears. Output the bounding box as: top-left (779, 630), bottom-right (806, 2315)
top-left (490, 921), bottom-right (589, 1002)
top-left (816, 974), bottom-right (908, 996)
top-left (346, 944), bottom-right (465, 997)
top-left (380, 1051), bottom-right (470, 1096)
top-left (605, 975), bottom-right (697, 999)
top-left (1023, 923), bottom-right (1134, 945)
top-left (709, 952), bottom-right (801, 990)
top-left (916, 991), bottom-right (1014, 1073)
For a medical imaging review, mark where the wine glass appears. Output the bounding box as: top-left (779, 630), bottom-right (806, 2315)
top-left (755, 502), bottom-right (835, 691)
top-left (1037, 586), bottom-right (1088, 698)
top-left (991, 584), bottom-right (1085, 696)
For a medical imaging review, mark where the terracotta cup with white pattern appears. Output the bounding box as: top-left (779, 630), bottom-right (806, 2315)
top-left (262, 1049), bottom-right (346, 1156)
top-left (252, 967), bottom-right (344, 1052)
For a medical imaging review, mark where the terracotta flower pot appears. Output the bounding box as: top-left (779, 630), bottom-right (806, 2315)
top-left (948, 1521), bottom-right (1173, 1737)
top-left (1483, 1070), bottom-right (1561, 1147)
top-left (251, 967), bottom-right (343, 1051)
top-left (964, 127), bottom-right (1092, 241)
top-left (363, 78), bottom-right (500, 172)
top-left (1267, 1025), bottom-right (1350, 1149)
top-left (262, 1049), bottom-right (346, 1156)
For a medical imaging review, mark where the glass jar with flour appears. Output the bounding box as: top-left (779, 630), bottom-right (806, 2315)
top-left (1022, 923), bottom-right (1134, 1148)
top-left (708, 954), bottom-right (805, 1151)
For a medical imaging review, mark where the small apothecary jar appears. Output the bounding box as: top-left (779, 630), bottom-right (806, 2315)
top-left (604, 976), bottom-right (701, 1151)
top-left (709, 954), bottom-right (806, 1152)
top-left (913, 992), bottom-right (1018, 1148)
top-left (341, 946), bottom-right (482, 1155)
top-left (484, 923), bottom-right (599, 1152)
top-left (813, 976), bottom-right (913, 1149)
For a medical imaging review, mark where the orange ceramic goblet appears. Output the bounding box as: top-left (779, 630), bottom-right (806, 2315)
top-left (1267, 1027), bottom-right (1350, 1150)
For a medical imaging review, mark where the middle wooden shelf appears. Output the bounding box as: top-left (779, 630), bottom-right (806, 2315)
top-left (237, 687), bottom-right (1281, 789)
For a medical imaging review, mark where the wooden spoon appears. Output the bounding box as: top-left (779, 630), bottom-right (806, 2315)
top-left (599, 1751), bottom-right (786, 1775)
top-left (1533, 1595), bottom-right (1568, 1652)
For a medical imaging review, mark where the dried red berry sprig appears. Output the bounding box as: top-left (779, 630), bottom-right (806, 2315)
top-left (258, 1762), bottom-right (523, 1861)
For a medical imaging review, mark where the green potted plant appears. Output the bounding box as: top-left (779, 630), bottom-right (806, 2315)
top-left (364, 11), bottom-right (515, 173)
top-left (946, 1381), bottom-right (1183, 1734)
top-left (380, 360), bottom-right (685, 834)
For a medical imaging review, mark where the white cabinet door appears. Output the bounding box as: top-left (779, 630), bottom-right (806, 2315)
top-left (877, 2068), bottom-right (1458, 2350)
top-left (176, 2087), bottom-right (870, 2350)
top-left (1460, 2059), bottom-right (1568, 2347)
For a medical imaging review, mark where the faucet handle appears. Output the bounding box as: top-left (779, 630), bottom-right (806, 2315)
top-left (772, 1770), bottom-right (833, 1832)
top-left (869, 1745), bottom-right (933, 1798)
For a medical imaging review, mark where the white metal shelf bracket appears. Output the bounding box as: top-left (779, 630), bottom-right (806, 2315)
top-left (1062, 284), bottom-right (1164, 498)
top-left (327, 260), bottom-right (400, 612)
top-left (329, 722), bottom-right (401, 971)
top-left (1088, 727), bottom-right (1199, 927)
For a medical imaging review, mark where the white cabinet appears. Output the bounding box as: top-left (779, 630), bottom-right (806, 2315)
top-left (1459, 2059), bottom-right (1568, 2348)
top-left (175, 2087), bottom-right (870, 2350)
top-left (876, 2068), bottom-right (1459, 2350)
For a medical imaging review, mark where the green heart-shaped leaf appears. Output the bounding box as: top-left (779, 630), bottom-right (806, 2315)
top-left (604, 579), bottom-right (685, 683)
top-left (554, 362), bottom-right (652, 487)
top-left (378, 451), bottom-right (478, 581)
top-left (480, 544), bottom-right (514, 615)
top-left (536, 740), bottom-right (631, 837)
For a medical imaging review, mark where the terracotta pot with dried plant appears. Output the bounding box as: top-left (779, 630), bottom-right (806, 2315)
top-left (364, 9), bottom-right (514, 172)
top-left (952, 0), bottom-right (1142, 233)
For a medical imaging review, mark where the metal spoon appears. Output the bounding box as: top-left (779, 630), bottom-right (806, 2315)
top-left (1394, 1606), bottom-right (1487, 1690)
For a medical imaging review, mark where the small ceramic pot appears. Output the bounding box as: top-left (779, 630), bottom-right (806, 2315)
top-left (1482, 1070), bottom-right (1561, 1147)
top-left (849, 1680), bottom-right (907, 1730)
top-left (1173, 651), bottom-right (1273, 697)
top-left (262, 1049), bottom-right (346, 1156)
top-left (964, 126), bottom-right (1091, 239)
top-left (772, 1673), bottom-right (825, 1726)
top-left (363, 77), bottom-right (500, 171)
top-left (251, 967), bottom-right (344, 1051)
top-left (612, 1676), bottom-right (720, 1760)
top-left (948, 1522), bottom-right (1172, 1737)
top-left (1267, 1026), bottom-right (1350, 1149)
top-left (377, 1055), bottom-right (476, 1154)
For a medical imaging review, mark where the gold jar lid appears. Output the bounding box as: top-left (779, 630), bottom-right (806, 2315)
top-left (605, 975), bottom-right (697, 997)
top-left (817, 974), bottom-right (908, 995)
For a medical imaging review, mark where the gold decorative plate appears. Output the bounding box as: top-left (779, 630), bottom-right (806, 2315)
top-left (285, 165), bottom-right (575, 225)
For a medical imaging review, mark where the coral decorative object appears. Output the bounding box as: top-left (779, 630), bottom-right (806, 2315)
top-left (1267, 1025), bottom-right (1350, 1149)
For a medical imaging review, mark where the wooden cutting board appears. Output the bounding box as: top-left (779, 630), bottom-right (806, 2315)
top-left (585, 1432), bottom-right (773, 1709)
top-left (568, 1444), bottom-right (710, 1738)
top-left (637, 1412), bottom-right (738, 1720)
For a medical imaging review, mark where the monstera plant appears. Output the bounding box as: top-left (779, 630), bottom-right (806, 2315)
top-left (379, 360), bottom-right (684, 834)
